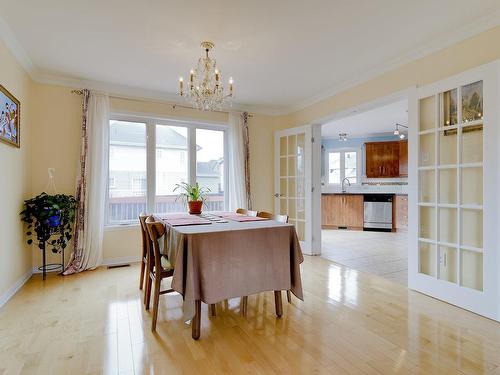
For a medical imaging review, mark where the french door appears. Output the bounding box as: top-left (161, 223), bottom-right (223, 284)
top-left (409, 61), bottom-right (500, 321)
top-left (275, 126), bottom-right (316, 254)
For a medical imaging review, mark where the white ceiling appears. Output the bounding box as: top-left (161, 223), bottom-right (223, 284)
top-left (322, 99), bottom-right (408, 138)
top-left (1, 0), bottom-right (500, 114)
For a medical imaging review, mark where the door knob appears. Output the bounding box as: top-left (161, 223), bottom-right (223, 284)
top-left (274, 193), bottom-right (284, 197)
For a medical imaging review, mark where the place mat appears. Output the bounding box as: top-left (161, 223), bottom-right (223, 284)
top-left (164, 217), bottom-right (212, 226)
top-left (156, 213), bottom-right (194, 220)
top-left (224, 215), bottom-right (269, 222)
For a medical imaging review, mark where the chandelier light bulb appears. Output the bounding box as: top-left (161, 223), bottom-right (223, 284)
top-left (394, 129), bottom-right (399, 135)
top-left (400, 133), bottom-right (405, 139)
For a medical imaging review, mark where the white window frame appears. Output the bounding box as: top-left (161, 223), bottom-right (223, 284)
top-left (106, 114), bottom-right (229, 226)
top-left (324, 147), bottom-right (361, 185)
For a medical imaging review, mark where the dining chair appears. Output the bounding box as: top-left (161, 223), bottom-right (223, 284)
top-left (236, 208), bottom-right (258, 217)
top-left (145, 217), bottom-right (176, 331)
top-left (138, 213), bottom-right (149, 293)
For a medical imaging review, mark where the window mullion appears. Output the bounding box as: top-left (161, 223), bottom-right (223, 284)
top-left (188, 126), bottom-right (197, 185)
top-left (146, 120), bottom-right (156, 213)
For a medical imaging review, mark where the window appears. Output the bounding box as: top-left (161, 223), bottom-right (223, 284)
top-left (107, 118), bottom-right (228, 225)
top-left (108, 120), bottom-right (147, 224)
top-left (326, 149), bottom-right (359, 185)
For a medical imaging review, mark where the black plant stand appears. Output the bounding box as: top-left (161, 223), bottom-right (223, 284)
top-left (38, 233), bottom-right (65, 281)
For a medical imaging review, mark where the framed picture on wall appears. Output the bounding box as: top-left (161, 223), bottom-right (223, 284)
top-left (0, 84), bottom-right (20, 148)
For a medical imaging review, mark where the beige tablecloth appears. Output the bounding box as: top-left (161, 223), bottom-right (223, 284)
top-left (155, 216), bottom-right (304, 321)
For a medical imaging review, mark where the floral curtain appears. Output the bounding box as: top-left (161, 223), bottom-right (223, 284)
top-left (64, 90), bottom-right (109, 274)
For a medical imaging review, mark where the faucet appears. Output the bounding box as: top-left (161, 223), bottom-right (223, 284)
top-left (341, 177), bottom-right (351, 193)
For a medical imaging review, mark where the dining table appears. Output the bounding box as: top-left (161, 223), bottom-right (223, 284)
top-left (153, 211), bottom-right (304, 340)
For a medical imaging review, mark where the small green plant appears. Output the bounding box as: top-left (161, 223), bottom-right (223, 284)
top-left (20, 192), bottom-right (77, 253)
top-left (173, 182), bottom-right (210, 203)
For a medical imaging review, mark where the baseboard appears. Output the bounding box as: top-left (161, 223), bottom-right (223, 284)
top-left (101, 255), bottom-right (141, 267)
top-left (0, 268), bottom-right (33, 309)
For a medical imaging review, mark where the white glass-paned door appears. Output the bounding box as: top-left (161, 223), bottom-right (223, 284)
top-left (411, 62), bottom-right (500, 321)
top-left (275, 126), bottom-right (312, 253)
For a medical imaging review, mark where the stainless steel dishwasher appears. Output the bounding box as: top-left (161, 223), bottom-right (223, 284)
top-left (363, 194), bottom-right (393, 230)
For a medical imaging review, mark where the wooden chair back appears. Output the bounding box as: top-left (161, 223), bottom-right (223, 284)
top-left (257, 211), bottom-right (289, 223)
top-left (139, 213), bottom-right (149, 259)
top-left (236, 208), bottom-right (258, 217)
top-left (145, 217), bottom-right (166, 274)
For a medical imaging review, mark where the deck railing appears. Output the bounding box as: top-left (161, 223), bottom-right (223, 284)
top-left (107, 194), bottom-right (224, 224)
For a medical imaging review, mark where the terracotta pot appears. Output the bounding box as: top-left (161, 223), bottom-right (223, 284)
top-left (188, 200), bottom-right (203, 214)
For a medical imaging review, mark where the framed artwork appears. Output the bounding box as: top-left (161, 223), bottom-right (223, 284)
top-left (0, 84), bottom-right (20, 147)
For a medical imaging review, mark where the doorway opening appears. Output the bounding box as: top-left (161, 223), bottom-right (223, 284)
top-left (320, 99), bottom-right (409, 285)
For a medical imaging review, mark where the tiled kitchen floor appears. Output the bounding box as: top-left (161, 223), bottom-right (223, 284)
top-left (321, 229), bottom-right (408, 285)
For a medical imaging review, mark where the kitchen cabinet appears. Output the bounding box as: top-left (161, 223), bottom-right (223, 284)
top-left (365, 140), bottom-right (407, 178)
top-left (322, 194), bottom-right (363, 229)
top-left (399, 140), bottom-right (408, 177)
top-left (394, 194), bottom-right (408, 231)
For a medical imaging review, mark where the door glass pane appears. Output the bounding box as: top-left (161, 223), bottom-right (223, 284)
top-left (155, 125), bottom-right (188, 213)
top-left (297, 134), bottom-right (305, 176)
top-left (288, 177), bottom-right (296, 198)
top-left (419, 170), bottom-right (435, 203)
top-left (441, 89), bottom-right (458, 127)
top-left (461, 250), bottom-right (483, 291)
top-left (108, 120), bottom-right (147, 224)
top-left (461, 209), bottom-right (483, 248)
top-left (288, 156), bottom-right (297, 176)
top-left (288, 199), bottom-right (296, 220)
top-left (280, 178), bottom-right (287, 196)
top-left (419, 242), bottom-right (436, 277)
top-left (344, 151), bottom-right (357, 183)
top-left (420, 206), bottom-right (436, 240)
top-left (461, 81), bottom-right (483, 123)
top-left (461, 167), bottom-right (482, 205)
top-left (439, 169), bottom-right (457, 204)
top-left (297, 199), bottom-right (305, 220)
top-left (296, 221), bottom-right (305, 242)
top-left (419, 133), bottom-right (435, 166)
top-left (461, 125), bottom-right (483, 163)
top-left (328, 152), bottom-right (341, 184)
top-left (280, 157), bottom-right (287, 177)
top-left (439, 208), bottom-right (457, 244)
top-left (439, 246), bottom-right (457, 283)
top-left (420, 95), bottom-right (436, 131)
top-left (279, 199), bottom-right (287, 215)
top-left (196, 128), bottom-right (225, 211)
top-left (288, 135), bottom-right (296, 156)
top-left (439, 129), bottom-right (457, 165)
top-left (280, 136), bottom-right (287, 156)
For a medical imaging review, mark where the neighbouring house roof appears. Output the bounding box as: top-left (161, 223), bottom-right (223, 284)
top-left (197, 159), bottom-right (223, 176)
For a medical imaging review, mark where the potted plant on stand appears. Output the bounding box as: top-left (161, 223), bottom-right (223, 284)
top-left (20, 192), bottom-right (77, 280)
top-left (174, 182), bottom-right (210, 214)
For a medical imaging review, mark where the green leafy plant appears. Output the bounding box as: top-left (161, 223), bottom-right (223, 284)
top-left (20, 192), bottom-right (77, 253)
top-left (173, 182), bottom-right (211, 203)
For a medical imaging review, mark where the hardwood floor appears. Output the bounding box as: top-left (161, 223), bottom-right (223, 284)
top-left (1, 257), bottom-right (499, 374)
top-left (322, 229), bottom-right (408, 285)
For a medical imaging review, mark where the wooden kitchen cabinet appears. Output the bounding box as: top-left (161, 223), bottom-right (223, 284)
top-left (322, 194), bottom-right (363, 230)
top-left (365, 140), bottom-right (407, 178)
top-left (399, 140), bottom-right (408, 177)
top-left (394, 194), bottom-right (408, 231)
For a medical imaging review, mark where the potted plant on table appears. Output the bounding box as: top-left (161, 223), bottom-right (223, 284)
top-left (174, 182), bottom-right (210, 214)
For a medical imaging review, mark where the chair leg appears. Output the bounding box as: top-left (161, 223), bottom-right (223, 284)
top-left (241, 296), bottom-right (248, 316)
top-left (145, 274), bottom-right (152, 310)
top-left (286, 290), bottom-right (292, 304)
top-left (151, 277), bottom-right (161, 331)
top-left (209, 304), bottom-right (217, 317)
top-left (139, 259), bottom-right (145, 290)
top-left (274, 291), bottom-right (283, 318)
top-left (192, 300), bottom-right (201, 340)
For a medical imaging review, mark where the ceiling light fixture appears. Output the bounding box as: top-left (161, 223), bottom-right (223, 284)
top-left (339, 133), bottom-right (348, 142)
top-left (394, 123), bottom-right (408, 139)
top-left (178, 41), bottom-right (234, 111)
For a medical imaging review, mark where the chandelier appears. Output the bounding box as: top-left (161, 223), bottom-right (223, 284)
top-left (178, 41), bottom-right (234, 111)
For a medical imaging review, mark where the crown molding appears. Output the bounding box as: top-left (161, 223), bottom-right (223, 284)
top-left (286, 9), bottom-right (500, 114)
top-left (0, 15), bottom-right (36, 77)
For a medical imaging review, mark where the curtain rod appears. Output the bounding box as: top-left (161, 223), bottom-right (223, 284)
top-left (70, 89), bottom-right (253, 117)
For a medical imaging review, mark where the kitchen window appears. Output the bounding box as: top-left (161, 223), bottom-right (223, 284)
top-left (326, 149), bottom-right (360, 185)
top-left (107, 117), bottom-right (228, 225)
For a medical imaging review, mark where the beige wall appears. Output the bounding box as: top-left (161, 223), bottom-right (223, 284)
top-left (0, 40), bottom-right (33, 298)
